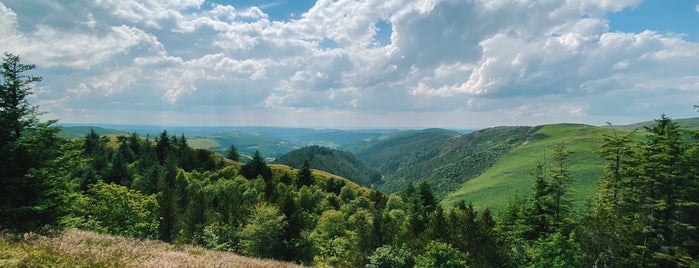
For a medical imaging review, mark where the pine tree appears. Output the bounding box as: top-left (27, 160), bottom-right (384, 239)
top-left (240, 150), bottom-right (272, 181)
top-left (296, 160), bottom-right (314, 187)
top-left (226, 144), bottom-right (240, 162)
top-left (0, 52), bottom-right (69, 231)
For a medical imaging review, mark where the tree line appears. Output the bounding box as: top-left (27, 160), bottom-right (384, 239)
top-left (1, 52), bottom-right (698, 267)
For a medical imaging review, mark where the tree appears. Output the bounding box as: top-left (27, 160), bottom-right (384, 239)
top-left (549, 143), bottom-right (572, 227)
top-left (366, 244), bottom-right (413, 268)
top-left (226, 144), bottom-right (240, 162)
top-left (240, 150), bottom-right (272, 181)
top-left (0, 52), bottom-right (69, 231)
top-left (79, 181), bottom-right (159, 239)
top-left (238, 203), bottom-right (287, 259)
top-left (296, 160), bottom-right (315, 187)
top-left (0, 52), bottom-right (42, 180)
top-left (414, 241), bottom-right (469, 268)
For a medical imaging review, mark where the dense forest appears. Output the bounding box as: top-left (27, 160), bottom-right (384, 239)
top-left (2, 53), bottom-right (698, 267)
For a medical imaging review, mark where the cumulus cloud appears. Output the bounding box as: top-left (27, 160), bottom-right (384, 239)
top-left (1, 0), bottom-right (697, 127)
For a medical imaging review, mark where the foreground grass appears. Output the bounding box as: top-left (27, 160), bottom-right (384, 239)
top-left (0, 229), bottom-right (304, 268)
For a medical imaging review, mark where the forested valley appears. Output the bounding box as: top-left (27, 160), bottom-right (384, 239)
top-left (2, 53), bottom-right (699, 267)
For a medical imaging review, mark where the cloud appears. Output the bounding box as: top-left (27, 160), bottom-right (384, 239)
top-left (1, 0), bottom-right (697, 127)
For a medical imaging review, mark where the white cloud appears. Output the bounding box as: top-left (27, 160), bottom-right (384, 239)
top-left (1, 0), bottom-right (697, 127)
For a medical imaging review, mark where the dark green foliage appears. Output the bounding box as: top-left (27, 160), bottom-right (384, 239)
top-left (359, 127), bottom-right (536, 197)
top-left (0, 53), bottom-right (71, 231)
top-left (226, 144), bottom-right (240, 162)
top-left (296, 160), bottom-right (315, 188)
top-left (240, 150), bottom-right (272, 181)
top-left (274, 145), bottom-right (381, 186)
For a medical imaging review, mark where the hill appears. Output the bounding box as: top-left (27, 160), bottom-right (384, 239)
top-left (351, 128), bottom-right (460, 175)
top-left (272, 145), bottom-right (381, 187)
top-left (60, 125), bottom-right (128, 139)
top-left (441, 123), bottom-right (611, 212)
top-left (0, 229), bottom-right (303, 268)
top-left (383, 126), bottom-right (541, 198)
top-left (615, 116), bottom-right (699, 131)
top-left (189, 131), bottom-right (296, 159)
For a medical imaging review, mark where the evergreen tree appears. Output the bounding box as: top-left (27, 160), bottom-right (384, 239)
top-left (296, 160), bottom-right (315, 187)
top-left (240, 150), bottom-right (272, 181)
top-left (155, 130), bottom-right (171, 163)
top-left (226, 144), bottom-right (240, 162)
top-left (0, 52), bottom-right (69, 231)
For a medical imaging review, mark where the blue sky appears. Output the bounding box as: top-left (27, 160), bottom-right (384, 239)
top-left (1, 0), bottom-right (698, 128)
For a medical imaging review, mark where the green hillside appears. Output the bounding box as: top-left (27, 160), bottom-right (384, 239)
top-left (352, 128), bottom-right (460, 174)
top-left (615, 116), bottom-right (699, 131)
top-left (441, 124), bottom-right (611, 212)
top-left (383, 126), bottom-right (540, 198)
top-left (189, 131), bottom-right (296, 158)
top-left (60, 126), bottom-right (128, 139)
top-left (272, 145), bottom-right (381, 187)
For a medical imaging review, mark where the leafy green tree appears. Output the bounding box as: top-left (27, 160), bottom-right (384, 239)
top-left (79, 181), bottom-right (159, 239)
top-left (414, 241), bottom-right (469, 268)
top-left (527, 231), bottom-right (581, 268)
top-left (311, 209), bottom-right (356, 267)
top-left (238, 203), bottom-right (287, 259)
top-left (366, 244), bottom-right (413, 268)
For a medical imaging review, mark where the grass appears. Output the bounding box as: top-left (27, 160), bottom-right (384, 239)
top-left (441, 124), bottom-right (613, 213)
top-left (0, 229), bottom-right (305, 268)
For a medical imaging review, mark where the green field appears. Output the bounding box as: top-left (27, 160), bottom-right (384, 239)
top-left (441, 124), bottom-right (612, 213)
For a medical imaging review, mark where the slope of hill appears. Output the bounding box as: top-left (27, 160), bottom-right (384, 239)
top-left (351, 128), bottom-right (460, 174)
top-left (380, 126), bottom-right (541, 198)
top-left (0, 229), bottom-right (303, 268)
top-left (60, 125), bottom-right (128, 139)
top-left (615, 116), bottom-right (699, 131)
top-left (441, 123), bottom-right (611, 212)
top-left (272, 145), bottom-right (381, 187)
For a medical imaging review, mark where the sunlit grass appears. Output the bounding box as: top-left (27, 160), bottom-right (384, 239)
top-left (441, 124), bottom-right (614, 213)
top-left (0, 229), bottom-right (305, 268)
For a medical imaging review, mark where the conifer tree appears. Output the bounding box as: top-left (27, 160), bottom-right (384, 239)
top-left (0, 52), bottom-right (69, 231)
top-left (226, 144), bottom-right (240, 162)
top-left (296, 160), bottom-right (314, 187)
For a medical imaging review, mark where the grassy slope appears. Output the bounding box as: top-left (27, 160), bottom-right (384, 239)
top-left (615, 116), bottom-right (699, 131)
top-left (0, 229), bottom-right (303, 268)
top-left (441, 124), bottom-right (611, 213)
top-left (60, 126), bottom-right (128, 139)
top-left (272, 146), bottom-right (381, 187)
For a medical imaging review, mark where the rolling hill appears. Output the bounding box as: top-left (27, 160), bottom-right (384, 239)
top-left (60, 125), bottom-right (128, 139)
top-left (440, 123), bottom-right (612, 212)
top-left (272, 145), bottom-right (381, 187)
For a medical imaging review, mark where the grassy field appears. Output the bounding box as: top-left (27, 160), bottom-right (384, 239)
top-left (0, 229), bottom-right (304, 268)
top-left (441, 124), bottom-right (613, 213)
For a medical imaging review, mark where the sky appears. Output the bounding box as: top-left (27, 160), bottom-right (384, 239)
top-left (1, 0), bottom-right (698, 129)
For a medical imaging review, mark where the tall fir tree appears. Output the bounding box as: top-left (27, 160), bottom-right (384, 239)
top-left (0, 52), bottom-right (69, 231)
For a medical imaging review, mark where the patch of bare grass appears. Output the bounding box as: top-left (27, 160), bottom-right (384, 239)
top-left (1, 229), bottom-right (304, 268)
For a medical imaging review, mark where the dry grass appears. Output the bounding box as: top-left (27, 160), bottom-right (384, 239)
top-left (0, 229), bottom-right (305, 268)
